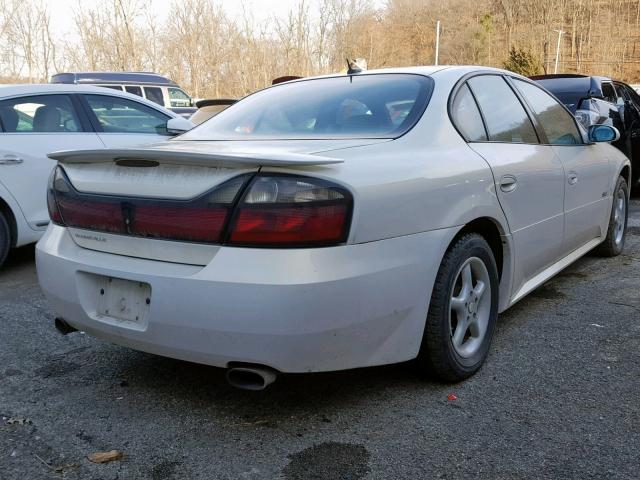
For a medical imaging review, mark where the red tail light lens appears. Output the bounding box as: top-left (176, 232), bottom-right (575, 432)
top-left (47, 168), bottom-right (65, 225)
top-left (48, 168), bottom-right (352, 248)
top-left (226, 176), bottom-right (352, 247)
top-left (48, 167), bottom-right (248, 243)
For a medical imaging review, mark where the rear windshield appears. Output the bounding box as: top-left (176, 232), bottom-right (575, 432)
top-left (181, 74), bottom-right (433, 140)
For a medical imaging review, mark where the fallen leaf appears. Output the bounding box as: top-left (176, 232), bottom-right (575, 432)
top-left (447, 393), bottom-right (457, 401)
top-left (6, 417), bottom-right (32, 425)
top-left (87, 450), bottom-right (123, 464)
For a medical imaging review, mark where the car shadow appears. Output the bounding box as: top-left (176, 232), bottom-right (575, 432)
top-left (0, 244), bottom-right (36, 280)
top-left (102, 348), bottom-right (447, 419)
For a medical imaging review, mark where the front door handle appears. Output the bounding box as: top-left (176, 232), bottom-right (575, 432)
top-left (0, 155), bottom-right (24, 165)
top-left (499, 175), bottom-right (518, 193)
top-left (568, 172), bottom-right (578, 185)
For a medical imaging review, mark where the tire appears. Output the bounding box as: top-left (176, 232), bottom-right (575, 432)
top-left (0, 211), bottom-right (10, 268)
top-left (417, 233), bottom-right (499, 382)
top-left (595, 176), bottom-right (628, 257)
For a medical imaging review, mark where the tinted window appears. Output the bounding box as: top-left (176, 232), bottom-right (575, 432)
top-left (144, 87), bottom-right (164, 106)
top-left (0, 95), bottom-right (81, 133)
top-left (514, 79), bottom-right (582, 145)
top-left (451, 84), bottom-right (487, 141)
top-left (98, 85), bottom-right (124, 92)
top-left (602, 82), bottom-right (617, 104)
top-left (125, 86), bottom-right (143, 97)
top-left (85, 95), bottom-right (170, 134)
top-left (182, 74), bottom-right (433, 140)
top-left (468, 75), bottom-right (538, 143)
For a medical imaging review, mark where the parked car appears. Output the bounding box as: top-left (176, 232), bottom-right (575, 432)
top-left (51, 72), bottom-right (197, 118)
top-left (37, 66), bottom-right (629, 390)
top-left (531, 74), bottom-right (640, 188)
top-left (0, 84), bottom-right (193, 267)
top-left (190, 99), bottom-right (237, 125)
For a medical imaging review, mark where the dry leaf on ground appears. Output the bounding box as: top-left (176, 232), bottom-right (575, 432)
top-left (87, 450), bottom-right (123, 464)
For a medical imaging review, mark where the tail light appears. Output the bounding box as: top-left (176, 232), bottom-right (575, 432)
top-left (48, 168), bottom-right (352, 248)
top-left (226, 175), bottom-right (352, 247)
top-left (47, 167), bottom-right (248, 243)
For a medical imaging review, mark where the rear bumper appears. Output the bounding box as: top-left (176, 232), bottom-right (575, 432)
top-left (36, 225), bottom-right (456, 372)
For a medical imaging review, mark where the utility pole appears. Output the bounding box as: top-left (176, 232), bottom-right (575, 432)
top-left (435, 20), bottom-right (441, 66)
top-left (554, 29), bottom-right (565, 74)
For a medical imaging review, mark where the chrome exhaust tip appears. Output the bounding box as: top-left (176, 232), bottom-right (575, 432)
top-left (226, 366), bottom-right (278, 391)
top-left (54, 317), bottom-right (78, 335)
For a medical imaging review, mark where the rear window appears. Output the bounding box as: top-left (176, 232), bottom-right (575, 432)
top-left (182, 74), bottom-right (433, 140)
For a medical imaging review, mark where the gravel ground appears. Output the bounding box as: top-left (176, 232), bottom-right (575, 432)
top-left (1, 202), bottom-right (639, 479)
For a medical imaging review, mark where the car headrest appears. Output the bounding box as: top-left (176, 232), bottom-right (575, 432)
top-left (33, 105), bottom-right (62, 132)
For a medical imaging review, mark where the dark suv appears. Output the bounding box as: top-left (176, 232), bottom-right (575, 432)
top-left (531, 74), bottom-right (640, 189)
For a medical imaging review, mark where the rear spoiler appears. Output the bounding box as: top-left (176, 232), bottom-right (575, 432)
top-left (48, 148), bottom-right (344, 168)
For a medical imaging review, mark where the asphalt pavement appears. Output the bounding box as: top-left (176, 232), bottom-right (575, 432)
top-left (1, 202), bottom-right (639, 479)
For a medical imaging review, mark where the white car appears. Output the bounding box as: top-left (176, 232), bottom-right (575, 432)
top-left (37, 66), bottom-right (630, 390)
top-left (0, 84), bottom-right (193, 266)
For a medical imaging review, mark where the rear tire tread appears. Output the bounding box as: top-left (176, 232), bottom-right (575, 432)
top-left (418, 233), bottom-right (499, 382)
top-left (0, 212), bottom-right (10, 268)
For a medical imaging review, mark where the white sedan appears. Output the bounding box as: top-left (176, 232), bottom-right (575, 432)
top-left (36, 66), bottom-right (630, 390)
top-left (0, 84), bottom-right (192, 266)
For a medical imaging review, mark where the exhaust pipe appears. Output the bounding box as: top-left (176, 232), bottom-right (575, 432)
top-left (54, 317), bottom-right (78, 335)
top-left (226, 366), bottom-right (278, 391)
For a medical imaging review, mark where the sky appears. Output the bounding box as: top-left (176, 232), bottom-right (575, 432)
top-left (43, 0), bottom-right (327, 34)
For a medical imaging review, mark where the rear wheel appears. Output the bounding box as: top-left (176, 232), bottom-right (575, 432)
top-left (0, 211), bottom-right (10, 268)
top-left (595, 176), bottom-right (628, 257)
top-left (417, 233), bottom-right (499, 382)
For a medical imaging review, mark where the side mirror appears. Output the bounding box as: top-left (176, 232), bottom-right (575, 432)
top-left (166, 117), bottom-right (194, 135)
top-left (588, 124), bottom-right (620, 143)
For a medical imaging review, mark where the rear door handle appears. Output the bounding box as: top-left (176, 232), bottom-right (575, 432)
top-left (0, 155), bottom-right (24, 165)
top-left (499, 175), bottom-right (518, 193)
top-left (568, 172), bottom-right (578, 185)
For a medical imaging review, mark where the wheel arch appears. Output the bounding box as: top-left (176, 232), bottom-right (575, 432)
top-left (450, 216), bottom-right (514, 312)
top-left (0, 196), bottom-right (17, 248)
top-left (620, 164), bottom-right (631, 192)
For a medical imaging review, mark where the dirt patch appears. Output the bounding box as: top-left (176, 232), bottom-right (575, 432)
top-left (528, 284), bottom-right (566, 300)
top-left (34, 360), bottom-right (80, 378)
top-left (283, 442), bottom-right (370, 480)
top-left (150, 460), bottom-right (182, 480)
top-left (558, 271), bottom-right (588, 280)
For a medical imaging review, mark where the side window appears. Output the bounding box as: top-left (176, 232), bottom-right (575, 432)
top-left (0, 95), bottom-right (81, 133)
top-left (144, 87), bottom-right (165, 106)
top-left (98, 85), bottom-right (124, 92)
top-left (84, 95), bottom-right (170, 134)
top-left (468, 75), bottom-right (538, 144)
top-left (125, 86), bottom-right (143, 97)
top-left (168, 88), bottom-right (191, 108)
top-left (451, 83), bottom-right (487, 141)
top-left (513, 79), bottom-right (582, 145)
top-left (601, 82), bottom-right (617, 104)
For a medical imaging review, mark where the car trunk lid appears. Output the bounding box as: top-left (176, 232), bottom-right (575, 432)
top-left (49, 139), bottom-right (385, 264)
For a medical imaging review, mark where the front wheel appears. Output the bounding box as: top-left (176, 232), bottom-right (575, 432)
top-left (417, 233), bottom-right (499, 382)
top-left (595, 176), bottom-right (628, 257)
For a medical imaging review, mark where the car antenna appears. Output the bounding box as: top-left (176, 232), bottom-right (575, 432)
top-left (346, 58), bottom-right (367, 80)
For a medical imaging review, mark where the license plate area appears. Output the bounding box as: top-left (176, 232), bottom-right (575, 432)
top-left (96, 276), bottom-right (151, 325)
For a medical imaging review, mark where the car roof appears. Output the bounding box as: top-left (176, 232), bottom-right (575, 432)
top-left (51, 72), bottom-right (179, 86)
top-left (0, 84), bottom-right (178, 117)
top-left (258, 65), bottom-right (517, 87)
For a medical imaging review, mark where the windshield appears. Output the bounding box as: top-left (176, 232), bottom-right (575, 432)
top-left (181, 74), bottom-right (433, 140)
